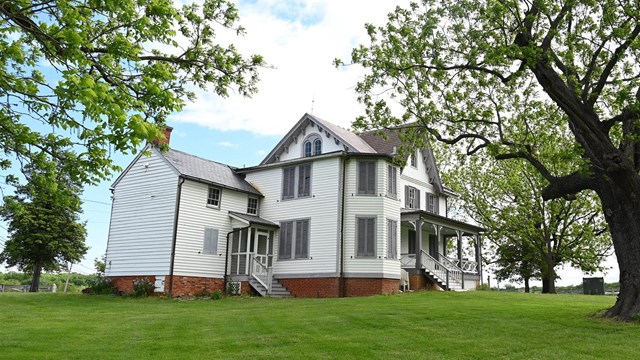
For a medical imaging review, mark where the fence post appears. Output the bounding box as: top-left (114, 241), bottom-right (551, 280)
top-left (446, 270), bottom-right (450, 291)
top-left (462, 272), bottom-right (465, 290)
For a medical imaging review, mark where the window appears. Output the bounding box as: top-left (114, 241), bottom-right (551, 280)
top-left (426, 193), bottom-right (438, 214)
top-left (247, 197), bottom-right (258, 215)
top-left (203, 227), bottom-right (218, 255)
top-left (357, 160), bottom-right (376, 195)
top-left (387, 219), bottom-right (397, 259)
top-left (207, 186), bottom-right (221, 207)
top-left (279, 219), bottom-right (309, 260)
top-left (303, 141), bottom-right (312, 157)
top-left (405, 185), bottom-right (421, 209)
top-left (356, 216), bottom-right (376, 257)
top-left (303, 135), bottom-right (322, 157)
top-left (314, 139), bottom-right (322, 155)
top-left (387, 165), bottom-right (397, 198)
top-left (410, 151), bottom-right (417, 168)
top-left (282, 163), bottom-right (311, 199)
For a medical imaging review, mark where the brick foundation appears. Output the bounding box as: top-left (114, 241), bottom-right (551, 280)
top-left (343, 278), bottom-right (400, 297)
top-left (409, 274), bottom-right (441, 291)
top-left (109, 275), bottom-right (224, 297)
top-left (278, 277), bottom-right (400, 298)
top-left (168, 275), bottom-right (224, 297)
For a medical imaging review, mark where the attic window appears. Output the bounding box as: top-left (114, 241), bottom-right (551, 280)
top-left (410, 151), bottom-right (417, 168)
top-left (303, 134), bottom-right (321, 157)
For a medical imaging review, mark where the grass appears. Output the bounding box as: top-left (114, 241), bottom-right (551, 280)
top-left (0, 291), bottom-right (637, 359)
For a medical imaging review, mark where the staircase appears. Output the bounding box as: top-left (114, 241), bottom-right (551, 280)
top-left (249, 278), bottom-right (292, 298)
top-left (421, 251), bottom-right (464, 291)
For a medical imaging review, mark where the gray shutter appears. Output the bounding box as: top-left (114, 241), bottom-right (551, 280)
top-left (298, 164), bottom-right (311, 197)
top-left (404, 186), bottom-right (410, 208)
top-left (279, 222), bottom-right (292, 259)
top-left (203, 228), bottom-right (218, 255)
top-left (387, 220), bottom-right (397, 259)
top-left (295, 219), bottom-right (309, 258)
top-left (366, 218), bottom-right (375, 256)
top-left (416, 189), bottom-right (421, 209)
top-left (282, 167), bottom-right (294, 199)
top-left (434, 195), bottom-right (439, 214)
top-left (367, 161), bottom-right (376, 194)
top-left (357, 218), bottom-right (366, 256)
top-left (358, 162), bottom-right (367, 194)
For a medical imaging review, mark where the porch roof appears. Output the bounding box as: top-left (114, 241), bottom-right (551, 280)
top-left (228, 211), bottom-right (280, 228)
top-left (401, 209), bottom-right (485, 235)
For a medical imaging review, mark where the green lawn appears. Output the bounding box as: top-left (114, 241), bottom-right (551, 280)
top-left (0, 291), bottom-right (636, 359)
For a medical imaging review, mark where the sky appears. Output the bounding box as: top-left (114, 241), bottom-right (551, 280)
top-left (0, 0), bottom-right (619, 287)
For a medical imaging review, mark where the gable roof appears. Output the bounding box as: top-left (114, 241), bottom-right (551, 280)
top-left (360, 128), bottom-right (445, 195)
top-left (162, 148), bottom-right (262, 196)
top-left (260, 113), bottom-right (376, 165)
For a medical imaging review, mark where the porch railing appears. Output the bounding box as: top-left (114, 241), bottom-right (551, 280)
top-left (250, 255), bottom-right (273, 295)
top-left (400, 253), bottom-right (416, 268)
top-left (422, 250), bottom-right (462, 290)
top-left (447, 256), bottom-right (479, 273)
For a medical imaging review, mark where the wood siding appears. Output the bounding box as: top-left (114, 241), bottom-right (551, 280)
top-left (245, 157), bottom-right (341, 276)
top-left (279, 123), bottom-right (347, 162)
top-left (106, 149), bottom-right (179, 276)
top-left (172, 180), bottom-right (250, 278)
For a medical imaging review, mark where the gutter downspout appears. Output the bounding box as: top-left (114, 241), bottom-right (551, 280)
top-left (339, 154), bottom-right (348, 297)
top-left (224, 225), bottom-right (252, 294)
top-left (168, 176), bottom-right (185, 297)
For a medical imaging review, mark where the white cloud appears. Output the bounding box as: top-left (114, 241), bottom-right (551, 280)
top-left (170, 0), bottom-right (412, 136)
top-left (217, 141), bottom-right (238, 148)
top-left (256, 149), bottom-right (266, 157)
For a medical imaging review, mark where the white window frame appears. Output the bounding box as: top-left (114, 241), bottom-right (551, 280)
top-left (357, 160), bottom-right (377, 195)
top-left (207, 186), bottom-right (221, 208)
top-left (405, 185), bottom-right (420, 210)
top-left (278, 219), bottom-right (310, 260)
top-left (313, 138), bottom-right (322, 155)
top-left (356, 216), bottom-right (376, 258)
top-left (247, 197), bottom-right (259, 215)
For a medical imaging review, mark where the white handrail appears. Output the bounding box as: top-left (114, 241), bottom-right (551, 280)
top-left (250, 255), bottom-right (272, 294)
top-left (421, 251), bottom-right (462, 290)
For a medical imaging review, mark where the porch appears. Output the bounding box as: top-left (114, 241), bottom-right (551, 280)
top-left (400, 210), bottom-right (484, 291)
top-left (226, 212), bottom-right (291, 297)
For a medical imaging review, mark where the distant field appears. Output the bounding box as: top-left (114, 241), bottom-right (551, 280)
top-left (0, 291), bottom-right (636, 359)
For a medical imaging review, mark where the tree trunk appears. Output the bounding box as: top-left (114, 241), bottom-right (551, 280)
top-left (30, 261), bottom-right (42, 293)
top-left (598, 175), bottom-right (640, 321)
top-left (524, 277), bottom-right (530, 293)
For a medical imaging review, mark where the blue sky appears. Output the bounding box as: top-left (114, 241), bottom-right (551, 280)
top-left (0, 0), bottom-right (619, 286)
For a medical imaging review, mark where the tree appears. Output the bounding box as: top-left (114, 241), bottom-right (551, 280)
top-left (341, 0), bottom-right (640, 319)
top-left (444, 155), bottom-right (611, 294)
top-left (0, 157), bottom-right (87, 292)
top-left (1, 0), bottom-right (263, 186)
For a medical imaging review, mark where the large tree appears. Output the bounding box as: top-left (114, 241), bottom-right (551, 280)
top-left (445, 155), bottom-right (611, 294)
top-left (0, 157), bottom-right (87, 292)
top-left (341, 0), bottom-right (640, 320)
top-left (1, 0), bottom-right (263, 185)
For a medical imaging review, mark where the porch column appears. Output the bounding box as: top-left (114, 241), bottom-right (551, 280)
top-left (415, 219), bottom-right (423, 269)
top-left (475, 234), bottom-right (483, 280)
top-left (456, 231), bottom-right (463, 264)
top-left (436, 225), bottom-right (442, 260)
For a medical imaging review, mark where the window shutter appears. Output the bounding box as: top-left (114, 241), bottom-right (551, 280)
top-left (282, 167), bottom-right (295, 199)
top-left (298, 164), bottom-right (311, 197)
top-left (357, 218), bottom-right (366, 256)
top-left (203, 228), bottom-right (218, 255)
top-left (295, 220), bottom-right (309, 258)
top-left (387, 220), bottom-right (397, 259)
top-left (366, 218), bottom-right (375, 257)
top-left (416, 189), bottom-right (421, 209)
top-left (279, 222), bottom-right (292, 259)
top-left (404, 186), bottom-right (410, 208)
top-left (367, 161), bottom-right (376, 194)
top-left (434, 195), bottom-right (439, 214)
top-left (358, 162), bottom-right (367, 194)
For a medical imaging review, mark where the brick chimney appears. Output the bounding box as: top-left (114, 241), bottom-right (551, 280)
top-left (152, 126), bottom-right (173, 146)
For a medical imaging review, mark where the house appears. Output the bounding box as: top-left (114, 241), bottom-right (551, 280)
top-left (105, 113), bottom-right (484, 297)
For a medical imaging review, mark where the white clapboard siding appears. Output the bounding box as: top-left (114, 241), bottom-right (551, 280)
top-left (245, 157), bottom-right (341, 276)
top-left (342, 158), bottom-right (400, 277)
top-left (172, 180), bottom-right (249, 278)
top-left (106, 149), bottom-right (179, 276)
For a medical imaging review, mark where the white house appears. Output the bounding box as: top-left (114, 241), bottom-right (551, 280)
top-left (105, 113), bottom-right (483, 297)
